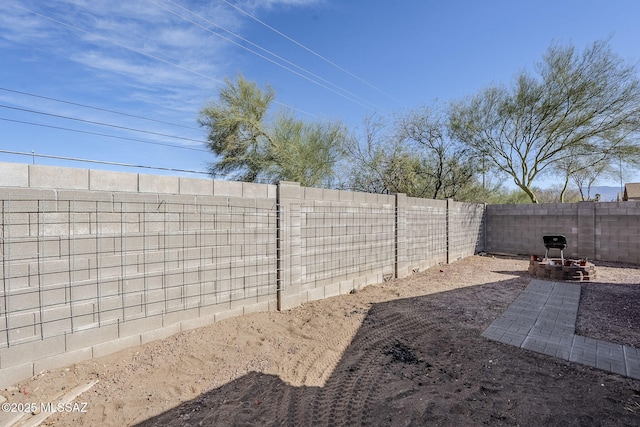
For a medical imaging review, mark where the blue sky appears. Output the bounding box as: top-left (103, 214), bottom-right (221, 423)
top-left (1, 0), bottom-right (639, 186)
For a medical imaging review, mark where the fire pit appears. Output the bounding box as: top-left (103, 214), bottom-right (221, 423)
top-left (527, 235), bottom-right (596, 282)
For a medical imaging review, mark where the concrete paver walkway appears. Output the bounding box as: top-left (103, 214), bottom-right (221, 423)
top-left (482, 279), bottom-right (640, 380)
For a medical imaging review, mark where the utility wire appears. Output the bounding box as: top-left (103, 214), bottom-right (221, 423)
top-left (10, 4), bottom-right (225, 86)
top-left (222, 0), bottom-right (403, 106)
top-left (0, 149), bottom-right (209, 174)
top-left (0, 87), bottom-right (201, 131)
top-left (0, 117), bottom-right (210, 153)
top-left (0, 104), bottom-right (206, 145)
top-left (153, 0), bottom-right (384, 112)
top-left (0, 148), bottom-right (275, 183)
top-left (9, 3), bottom-right (317, 119)
top-left (149, 0), bottom-right (380, 111)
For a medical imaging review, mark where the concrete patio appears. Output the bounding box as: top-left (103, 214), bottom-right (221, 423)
top-left (482, 279), bottom-right (640, 380)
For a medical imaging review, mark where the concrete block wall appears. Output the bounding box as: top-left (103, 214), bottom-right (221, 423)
top-left (485, 201), bottom-right (640, 264)
top-left (594, 201), bottom-right (640, 263)
top-left (405, 197), bottom-right (448, 271)
top-left (0, 163), bottom-right (278, 387)
top-left (0, 162), bottom-right (486, 387)
top-left (485, 203), bottom-right (579, 257)
top-left (448, 200), bottom-right (486, 262)
top-left (403, 198), bottom-right (485, 271)
top-left (298, 188), bottom-right (396, 302)
top-left (276, 182), bottom-right (303, 311)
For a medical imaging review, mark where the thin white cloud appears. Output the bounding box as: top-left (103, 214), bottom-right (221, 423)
top-left (0, 1), bottom-right (242, 122)
top-left (244, 0), bottom-right (323, 8)
top-left (4, 3), bottom-right (234, 77)
top-left (0, 0), bottom-right (323, 152)
top-left (0, 4), bottom-right (57, 47)
top-left (1, 0), bottom-right (323, 90)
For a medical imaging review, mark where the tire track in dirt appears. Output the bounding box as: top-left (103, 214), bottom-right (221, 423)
top-left (16, 256), bottom-right (640, 427)
top-left (282, 325), bottom-right (357, 387)
top-left (277, 299), bottom-right (438, 426)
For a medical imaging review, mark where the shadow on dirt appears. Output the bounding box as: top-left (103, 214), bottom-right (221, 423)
top-left (135, 278), bottom-right (640, 427)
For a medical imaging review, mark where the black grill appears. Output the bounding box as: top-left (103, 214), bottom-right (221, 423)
top-left (543, 235), bottom-right (566, 263)
top-left (543, 235), bottom-right (567, 250)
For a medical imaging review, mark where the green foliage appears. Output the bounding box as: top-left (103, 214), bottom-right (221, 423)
top-left (397, 107), bottom-right (476, 199)
top-left (199, 74), bottom-right (274, 182)
top-left (345, 111), bottom-right (479, 199)
top-left (500, 189), bottom-right (534, 204)
top-left (343, 115), bottom-right (423, 195)
top-left (266, 113), bottom-right (347, 187)
top-left (199, 74), bottom-right (346, 187)
top-left (449, 39), bottom-right (640, 203)
top-left (199, 40), bottom-right (640, 203)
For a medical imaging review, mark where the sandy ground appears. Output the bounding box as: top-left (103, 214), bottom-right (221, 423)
top-left (2, 255), bottom-right (640, 426)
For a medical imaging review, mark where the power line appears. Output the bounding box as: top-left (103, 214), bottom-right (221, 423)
top-left (222, 0), bottom-right (403, 106)
top-left (9, 5), bottom-right (228, 90)
top-left (0, 149), bottom-right (209, 175)
top-left (0, 116), bottom-right (210, 153)
top-left (9, 3), bottom-right (318, 120)
top-left (149, 0), bottom-right (382, 112)
top-left (0, 104), bottom-right (207, 145)
top-left (0, 149), bottom-right (277, 183)
top-left (152, 0), bottom-right (384, 112)
top-left (0, 87), bottom-right (201, 131)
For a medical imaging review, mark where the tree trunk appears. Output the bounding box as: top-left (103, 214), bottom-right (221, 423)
top-left (559, 177), bottom-right (569, 203)
top-left (520, 185), bottom-right (539, 203)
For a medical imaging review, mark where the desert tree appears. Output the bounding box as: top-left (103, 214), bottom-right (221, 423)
top-left (552, 146), bottom-right (613, 201)
top-left (344, 115), bottom-right (425, 195)
top-left (449, 40), bottom-right (640, 203)
top-left (570, 160), bottom-right (611, 201)
top-left (199, 74), bottom-right (347, 187)
top-left (266, 112), bottom-right (347, 187)
top-left (199, 74), bottom-right (274, 182)
top-left (345, 110), bottom-right (479, 200)
top-left (396, 107), bottom-right (476, 199)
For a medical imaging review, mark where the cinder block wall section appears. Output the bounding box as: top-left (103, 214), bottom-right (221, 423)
top-left (448, 200), bottom-right (486, 263)
top-left (0, 162), bottom-right (486, 387)
top-left (298, 187), bottom-right (396, 303)
top-left (594, 202), bottom-right (640, 263)
top-left (485, 201), bottom-right (640, 264)
top-left (0, 163), bottom-right (278, 387)
top-left (485, 203), bottom-right (580, 257)
top-left (403, 199), bottom-right (485, 271)
top-left (405, 197), bottom-right (448, 272)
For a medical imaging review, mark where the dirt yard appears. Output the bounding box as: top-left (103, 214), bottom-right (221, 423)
top-left (3, 255), bottom-right (640, 426)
